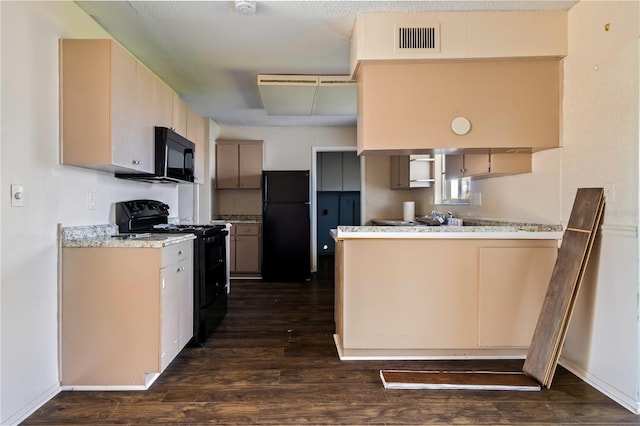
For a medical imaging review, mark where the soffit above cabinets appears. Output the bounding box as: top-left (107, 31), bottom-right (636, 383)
top-left (257, 74), bottom-right (356, 116)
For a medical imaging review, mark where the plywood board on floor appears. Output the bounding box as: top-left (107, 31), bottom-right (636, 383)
top-left (380, 370), bottom-right (541, 391)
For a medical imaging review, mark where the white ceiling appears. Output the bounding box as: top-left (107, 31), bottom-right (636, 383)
top-left (76, 0), bottom-right (577, 127)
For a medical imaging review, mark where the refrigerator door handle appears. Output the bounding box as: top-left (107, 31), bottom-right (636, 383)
top-left (263, 174), bottom-right (268, 202)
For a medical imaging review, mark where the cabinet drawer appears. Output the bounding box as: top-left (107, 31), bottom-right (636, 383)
top-left (235, 224), bottom-right (260, 236)
top-left (161, 241), bottom-right (193, 267)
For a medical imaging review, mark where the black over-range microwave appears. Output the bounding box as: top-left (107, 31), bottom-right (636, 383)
top-left (116, 127), bottom-right (195, 184)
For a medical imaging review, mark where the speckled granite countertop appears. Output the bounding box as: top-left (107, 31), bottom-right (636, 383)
top-left (333, 219), bottom-right (563, 240)
top-left (62, 224), bottom-right (196, 248)
top-left (213, 215), bottom-right (261, 224)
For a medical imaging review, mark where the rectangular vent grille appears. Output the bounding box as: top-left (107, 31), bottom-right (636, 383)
top-left (394, 23), bottom-right (440, 54)
top-left (398, 27), bottom-right (436, 50)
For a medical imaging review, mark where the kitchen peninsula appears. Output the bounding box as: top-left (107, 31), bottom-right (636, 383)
top-left (332, 221), bottom-right (563, 360)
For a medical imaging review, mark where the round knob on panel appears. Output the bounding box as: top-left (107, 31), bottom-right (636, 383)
top-left (14, 192), bottom-right (23, 200)
top-left (451, 116), bottom-right (471, 135)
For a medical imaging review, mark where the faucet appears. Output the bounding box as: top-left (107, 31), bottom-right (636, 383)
top-left (429, 210), bottom-right (446, 224)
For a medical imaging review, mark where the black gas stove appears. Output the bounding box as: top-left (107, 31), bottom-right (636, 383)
top-left (116, 199), bottom-right (228, 345)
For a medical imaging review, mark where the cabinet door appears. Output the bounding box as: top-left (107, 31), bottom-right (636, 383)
top-left (187, 106), bottom-right (205, 183)
top-left (235, 235), bottom-right (260, 273)
top-left (238, 143), bottom-right (263, 189)
top-left (110, 41), bottom-right (138, 170)
top-left (320, 152), bottom-right (343, 191)
top-left (177, 257), bottom-right (193, 349)
top-left (317, 192), bottom-right (340, 255)
top-left (133, 64), bottom-right (155, 173)
top-left (342, 151), bottom-right (361, 191)
top-left (172, 94), bottom-right (188, 137)
top-left (160, 264), bottom-right (180, 372)
top-left (478, 247), bottom-right (556, 347)
top-left (154, 78), bottom-right (174, 129)
top-left (216, 143), bottom-right (240, 189)
top-left (487, 152), bottom-right (532, 177)
top-left (463, 153), bottom-right (490, 177)
top-left (390, 156), bottom-right (409, 189)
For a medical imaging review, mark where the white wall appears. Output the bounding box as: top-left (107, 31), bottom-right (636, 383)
top-left (0, 2), bottom-right (180, 424)
top-left (219, 126), bottom-right (356, 170)
top-left (558, 0), bottom-right (640, 413)
top-left (456, 148), bottom-right (563, 224)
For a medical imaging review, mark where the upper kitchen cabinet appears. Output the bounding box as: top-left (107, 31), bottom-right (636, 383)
top-left (445, 152), bottom-right (531, 180)
top-left (215, 140), bottom-right (263, 189)
top-left (186, 105), bottom-right (205, 184)
top-left (61, 39), bottom-right (154, 174)
top-left (172, 94), bottom-right (188, 137)
top-left (356, 59), bottom-right (561, 154)
top-left (317, 151), bottom-right (361, 191)
top-left (390, 154), bottom-right (434, 189)
top-left (153, 77), bottom-right (174, 130)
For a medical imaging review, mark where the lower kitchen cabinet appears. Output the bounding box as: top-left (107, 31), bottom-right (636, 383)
top-left (334, 238), bottom-right (557, 358)
top-left (478, 247), bottom-right (557, 347)
top-left (229, 223), bottom-right (261, 276)
top-left (61, 241), bottom-right (193, 388)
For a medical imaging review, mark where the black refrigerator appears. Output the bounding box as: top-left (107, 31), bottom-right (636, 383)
top-left (262, 171), bottom-right (311, 281)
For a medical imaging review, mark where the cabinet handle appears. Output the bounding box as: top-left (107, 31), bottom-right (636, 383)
top-left (177, 266), bottom-right (185, 272)
top-left (132, 160), bottom-right (141, 165)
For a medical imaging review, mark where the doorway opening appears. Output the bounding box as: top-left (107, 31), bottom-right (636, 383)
top-left (311, 147), bottom-right (361, 275)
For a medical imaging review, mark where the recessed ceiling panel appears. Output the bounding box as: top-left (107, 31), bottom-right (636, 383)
top-left (258, 75), bottom-right (318, 115)
top-left (314, 76), bottom-right (356, 115)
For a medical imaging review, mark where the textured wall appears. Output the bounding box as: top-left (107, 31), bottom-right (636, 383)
top-left (560, 0), bottom-right (639, 413)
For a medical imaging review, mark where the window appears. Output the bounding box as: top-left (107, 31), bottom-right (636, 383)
top-left (434, 155), bottom-right (470, 205)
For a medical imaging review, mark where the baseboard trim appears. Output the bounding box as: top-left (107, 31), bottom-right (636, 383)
top-left (333, 334), bottom-right (527, 361)
top-left (3, 383), bottom-right (60, 426)
top-left (559, 357), bottom-right (640, 415)
top-left (60, 372), bottom-right (160, 391)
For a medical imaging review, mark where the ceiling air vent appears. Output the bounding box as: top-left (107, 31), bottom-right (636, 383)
top-left (394, 23), bottom-right (440, 54)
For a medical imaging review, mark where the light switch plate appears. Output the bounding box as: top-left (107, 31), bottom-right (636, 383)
top-left (87, 191), bottom-right (96, 210)
top-left (11, 184), bottom-right (24, 207)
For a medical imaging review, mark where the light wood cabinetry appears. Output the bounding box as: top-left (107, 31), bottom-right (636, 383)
top-left (317, 151), bottom-right (361, 191)
top-left (356, 59), bottom-right (560, 155)
top-left (215, 141), bottom-right (263, 189)
top-left (334, 238), bottom-right (557, 358)
top-left (159, 242), bottom-right (194, 371)
top-left (445, 152), bottom-right (531, 180)
top-left (61, 39), bottom-right (207, 183)
top-left (229, 224), bottom-right (261, 275)
top-left (172, 94), bottom-right (188, 137)
top-left (154, 77), bottom-right (174, 129)
top-left (390, 155), bottom-right (434, 189)
top-left (61, 241), bottom-right (193, 387)
top-left (61, 39), bottom-right (155, 174)
top-left (187, 105), bottom-right (206, 183)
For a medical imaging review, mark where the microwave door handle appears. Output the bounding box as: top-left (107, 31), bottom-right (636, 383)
top-left (185, 149), bottom-right (193, 166)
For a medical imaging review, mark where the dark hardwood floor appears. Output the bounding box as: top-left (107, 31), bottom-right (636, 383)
top-left (24, 262), bottom-right (640, 425)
